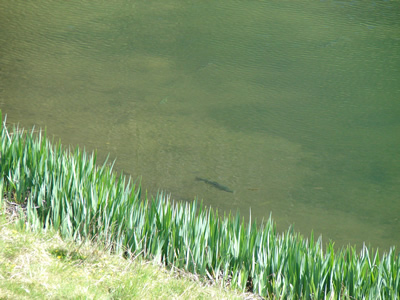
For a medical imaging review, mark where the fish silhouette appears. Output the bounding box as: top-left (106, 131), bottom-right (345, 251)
top-left (195, 177), bottom-right (234, 193)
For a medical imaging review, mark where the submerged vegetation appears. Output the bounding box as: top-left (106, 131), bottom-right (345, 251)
top-left (1, 111), bottom-right (399, 299)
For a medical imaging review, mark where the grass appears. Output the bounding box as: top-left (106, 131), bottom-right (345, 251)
top-left (1, 110), bottom-right (400, 299)
top-left (0, 214), bottom-right (249, 299)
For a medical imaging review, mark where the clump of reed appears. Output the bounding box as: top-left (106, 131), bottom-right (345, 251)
top-left (1, 111), bottom-right (399, 299)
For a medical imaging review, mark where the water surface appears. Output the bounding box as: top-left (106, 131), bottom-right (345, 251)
top-left (1, 0), bottom-right (399, 250)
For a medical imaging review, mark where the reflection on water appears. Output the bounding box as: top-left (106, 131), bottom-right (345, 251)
top-left (1, 0), bottom-right (399, 250)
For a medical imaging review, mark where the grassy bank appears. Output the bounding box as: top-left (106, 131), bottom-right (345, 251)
top-left (1, 111), bottom-right (399, 299)
top-left (0, 214), bottom-right (248, 299)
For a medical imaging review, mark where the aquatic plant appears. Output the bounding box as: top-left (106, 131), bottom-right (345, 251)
top-left (1, 111), bottom-right (399, 299)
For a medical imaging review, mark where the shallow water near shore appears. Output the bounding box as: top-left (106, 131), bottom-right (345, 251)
top-left (1, 1), bottom-right (399, 250)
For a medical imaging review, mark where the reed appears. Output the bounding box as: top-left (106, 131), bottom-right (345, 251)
top-left (1, 111), bottom-right (399, 299)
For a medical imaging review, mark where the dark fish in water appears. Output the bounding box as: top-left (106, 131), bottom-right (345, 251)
top-left (195, 177), bottom-right (234, 193)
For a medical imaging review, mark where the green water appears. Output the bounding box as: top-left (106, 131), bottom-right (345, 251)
top-left (1, 1), bottom-right (399, 250)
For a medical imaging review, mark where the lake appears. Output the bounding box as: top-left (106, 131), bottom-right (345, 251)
top-left (1, 0), bottom-right (399, 250)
